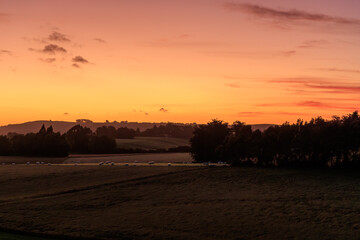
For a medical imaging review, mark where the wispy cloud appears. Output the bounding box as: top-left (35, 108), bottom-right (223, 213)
top-left (159, 108), bottom-right (168, 113)
top-left (224, 3), bottom-right (360, 26)
top-left (42, 44), bottom-right (66, 54)
top-left (237, 112), bottom-right (265, 117)
top-left (255, 101), bottom-right (358, 112)
top-left (138, 110), bottom-right (149, 116)
top-left (268, 77), bottom-right (360, 94)
top-left (280, 50), bottom-right (296, 57)
top-left (298, 40), bottom-right (328, 49)
top-left (225, 83), bottom-right (241, 88)
top-left (94, 38), bottom-right (106, 44)
top-left (72, 56), bottom-right (89, 64)
top-left (0, 50), bottom-right (12, 55)
top-left (296, 101), bottom-right (328, 108)
top-left (40, 58), bottom-right (56, 63)
top-left (275, 111), bottom-right (311, 116)
top-left (318, 68), bottom-right (360, 74)
top-left (22, 37), bottom-right (47, 44)
top-left (255, 103), bottom-right (275, 107)
top-left (72, 63), bottom-right (80, 68)
top-left (48, 31), bottom-right (70, 42)
top-left (237, 111), bottom-right (313, 118)
top-left (268, 77), bottom-right (328, 85)
top-left (305, 83), bottom-right (360, 93)
top-left (24, 31), bottom-right (71, 45)
top-left (296, 101), bottom-right (358, 111)
top-left (29, 44), bottom-right (67, 54)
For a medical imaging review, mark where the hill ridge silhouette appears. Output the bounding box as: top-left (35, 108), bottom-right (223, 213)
top-left (0, 120), bottom-right (274, 135)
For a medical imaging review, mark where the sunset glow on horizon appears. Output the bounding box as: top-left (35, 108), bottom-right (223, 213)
top-left (1, 0), bottom-right (359, 125)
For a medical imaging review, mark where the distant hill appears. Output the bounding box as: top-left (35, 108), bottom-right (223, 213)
top-left (0, 120), bottom-right (179, 135)
top-left (0, 120), bottom-right (275, 136)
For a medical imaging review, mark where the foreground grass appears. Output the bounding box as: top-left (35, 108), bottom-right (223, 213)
top-left (0, 165), bottom-right (360, 239)
top-left (0, 232), bottom-right (52, 240)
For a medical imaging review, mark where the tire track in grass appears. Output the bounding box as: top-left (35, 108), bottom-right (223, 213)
top-left (0, 167), bottom-right (205, 205)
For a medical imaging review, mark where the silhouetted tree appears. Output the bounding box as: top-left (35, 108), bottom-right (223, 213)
top-left (96, 126), bottom-right (117, 139)
top-left (190, 119), bottom-right (229, 163)
top-left (190, 111), bottom-right (360, 168)
top-left (220, 121), bottom-right (255, 166)
top-left (88, 136), bottom-right (117, 154)
top-left (39, 124), bottom-right (46, 134)
top-left (9, 125), bottom-right (68, 157)
top-left (0, 136), bottom-right (11, 155)
top-left (116, 127), bottom-right (136, 139)
top-left (140, 123), bottom-right (195, 139)
top-left (65, 125), bottom-right (93, 153)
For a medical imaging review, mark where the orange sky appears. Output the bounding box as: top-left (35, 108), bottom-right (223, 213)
top-left (0, 0), bottom-right (359, 125)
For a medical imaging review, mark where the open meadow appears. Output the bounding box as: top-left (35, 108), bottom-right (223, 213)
top-left (115, 137), bottom-right (190, 150)
top-left (66, 152), bottom-right (193, 164)
top-left (0, 153), bottom-right (193, 165)
top-left (0, 156), bottom-right (67, 165)
top-left (0, 165), bottom-right (360, 239)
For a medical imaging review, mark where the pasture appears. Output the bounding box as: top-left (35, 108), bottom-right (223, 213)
top-left (66, 152), bottom-right (193, 164)
top-left (0, 165), bottom-right (360, 239)
top-left (0, 153), bottom-right (193, 165)
top-left (115, 137), bottom-right (189, 150)
top-left (0, 156), bottom-right (66, 164)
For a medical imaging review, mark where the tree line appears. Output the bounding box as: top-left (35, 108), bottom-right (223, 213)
top-left (190, 111), bottom-right (360, 168)
top-left (94, 123), bottom-right (194, 139)
top-left (0, 123), bottom-right (195, 157)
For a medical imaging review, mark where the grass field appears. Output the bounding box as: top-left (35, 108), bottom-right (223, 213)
top-left (115, 137), bottom-right (189, 150)
top-left (0, 156), bottom-right (67, 164)
top-left (66, 152), bottom-right (193, 164)
top-left (1, 165), bottom-right (360, 239)
top-left (0, 152), bottom-right (193, 165)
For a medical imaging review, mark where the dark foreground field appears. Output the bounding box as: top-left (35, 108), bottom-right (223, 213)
top-left (0, 165), bottom-right (360, 240)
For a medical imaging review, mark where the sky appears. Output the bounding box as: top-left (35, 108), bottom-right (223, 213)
top-left (0, 0), bottom-right (359, 125)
